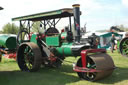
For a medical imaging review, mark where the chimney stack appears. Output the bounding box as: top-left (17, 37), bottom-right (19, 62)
top-left (72, 4), bottom-right (81, 43)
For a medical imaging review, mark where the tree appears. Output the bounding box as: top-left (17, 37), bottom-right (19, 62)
top-left (2, 23), bottom-right (19, 34)
top-left (32, 21), bottom-right (44, 33)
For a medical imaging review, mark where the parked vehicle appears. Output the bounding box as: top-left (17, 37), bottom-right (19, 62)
top-left (12, 4), bottom-right (115, 81)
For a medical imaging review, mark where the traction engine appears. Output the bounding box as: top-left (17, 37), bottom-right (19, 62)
top-left (12, 4), bottom-right (115, 81)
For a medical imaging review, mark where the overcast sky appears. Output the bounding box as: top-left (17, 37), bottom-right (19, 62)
top-left (0, 0), bottom-right (128, 31)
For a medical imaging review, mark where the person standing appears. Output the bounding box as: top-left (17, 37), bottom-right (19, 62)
top-left (0, 48), bottom-right (7, 62)
top-left (110, 34), bottom-right (116, 53)
top-left (90, 33), bottom-right (100, 49)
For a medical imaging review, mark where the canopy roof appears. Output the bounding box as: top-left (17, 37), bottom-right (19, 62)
top-left (12, 8), bottom-right (75, 21)
top-left (82, 32), bottom-right (123, 38)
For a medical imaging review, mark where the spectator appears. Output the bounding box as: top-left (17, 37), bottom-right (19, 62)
top-left (90, 33), bottom-right (100, 49)
top-left (110, 34), bottom-right (116, 53)
top-left (0, 49), bottom-right (7, 62)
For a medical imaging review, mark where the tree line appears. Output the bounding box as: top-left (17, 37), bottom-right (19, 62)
top-left (0, 23), bottom-right (19, 34)
top-left (0, 22), bottom-right (41, 34)
top-left (0, 23), bottom-right (128, 34)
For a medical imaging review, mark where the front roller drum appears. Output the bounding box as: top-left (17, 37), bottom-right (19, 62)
top-left (17, 42), bottom-right (42, 72)
top-left (119, 37), bottom-right (128, 57)
top-left (76, 53), bottom-right (115, 81)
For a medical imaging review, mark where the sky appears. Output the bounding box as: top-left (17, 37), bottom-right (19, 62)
top-left (0, 0), bottom-right (128, 32)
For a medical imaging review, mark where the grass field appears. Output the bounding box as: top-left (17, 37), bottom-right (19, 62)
top-left (0, 51), bottom-right (128, 85)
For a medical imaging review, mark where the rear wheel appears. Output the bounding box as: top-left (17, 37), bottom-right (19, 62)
top-left (17, 42), bottom-right (42, 72)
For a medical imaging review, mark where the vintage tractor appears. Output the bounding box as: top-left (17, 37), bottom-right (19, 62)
top-left (119, 33), bottom-right (128, 57)
top-left (0, 7), bottom-right (16, 61)
top-left (12, 4), bottom-right (115, 81)
top-left (0, 34), bottom-right (17, 61)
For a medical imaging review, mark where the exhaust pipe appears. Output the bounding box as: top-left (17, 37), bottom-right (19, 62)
top-left (72, 4), bottom-right (81, 43)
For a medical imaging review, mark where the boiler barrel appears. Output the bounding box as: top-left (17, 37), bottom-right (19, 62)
top-left (56, 43), bottom-right (73, 56)
top-left (0, 34), bottom-right (16, 49)
top-left (55, 42), bottom-right (85, 56)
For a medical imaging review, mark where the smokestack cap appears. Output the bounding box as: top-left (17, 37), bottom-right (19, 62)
top-left (72, 4), bottom-right (80, 7)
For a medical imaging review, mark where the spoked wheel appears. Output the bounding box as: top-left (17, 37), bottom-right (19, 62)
top-left (17, 30), bottom-right (30, 45)
top-left (119, 37), bottom-right (128, 57)
top-left (17, 42), bottom-right (42, 72)
top-left (76, 56), bottom-right (97, 81)
top-left (76, 53), bottom-right (115, 81)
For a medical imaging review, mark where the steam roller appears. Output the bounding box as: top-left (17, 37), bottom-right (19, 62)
top-left (12, 4), bottom-right (115, 81)
top-left (119, 37), bottom-right (128, 57)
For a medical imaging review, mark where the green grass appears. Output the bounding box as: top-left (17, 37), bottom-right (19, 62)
top-left (0, 51), bottom-right (128, 85)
